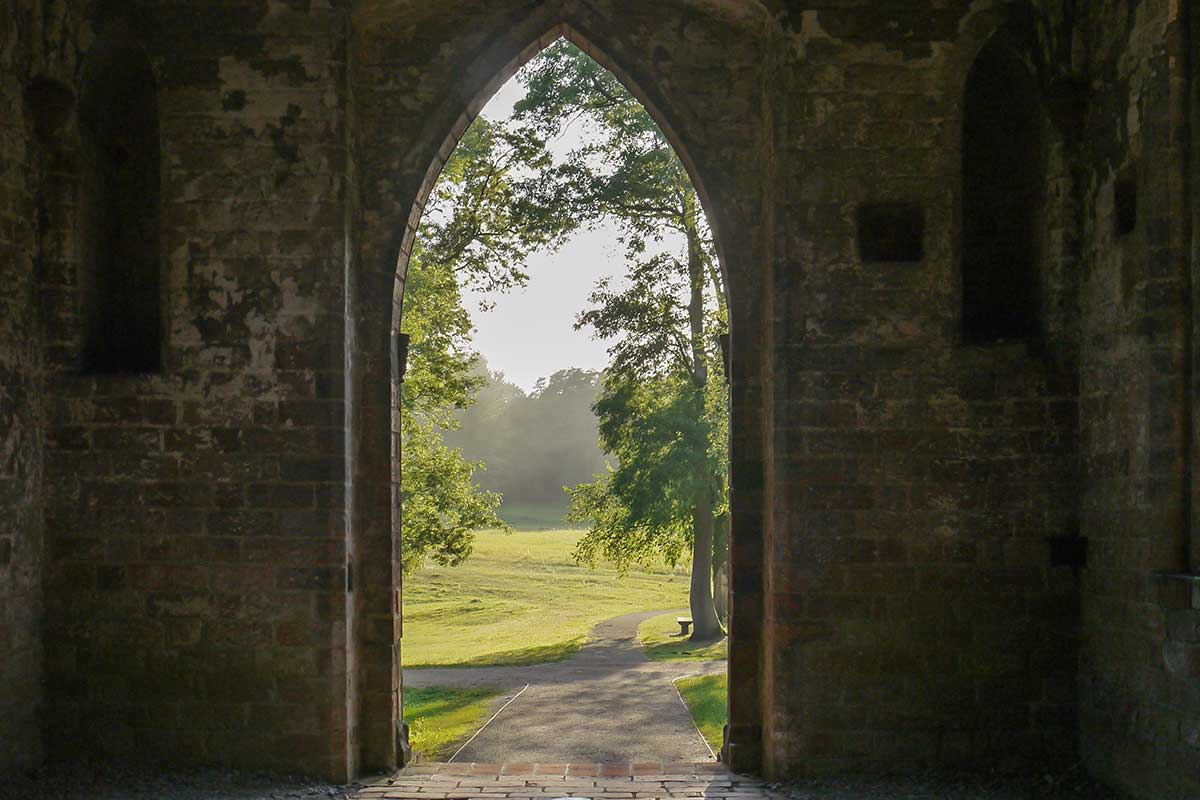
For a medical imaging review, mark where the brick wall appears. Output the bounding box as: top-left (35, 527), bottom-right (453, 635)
top-left (3, 0), bottom-right (1197, 791)
top-left (37, 0), bottom-right (359, 780)
top-left (1074, 1), bottom-right (1200, 797)
top-left (757, 3), bottom-right (1083, 775)
top-left (0, 1), bottom-right (45, 775)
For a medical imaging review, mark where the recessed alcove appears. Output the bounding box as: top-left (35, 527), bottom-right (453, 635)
top-left (961, 39), bottom-right (1044, 344)
top-left (856, 202), bottom-right (925, 263)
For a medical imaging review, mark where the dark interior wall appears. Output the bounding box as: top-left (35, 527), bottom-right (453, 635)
top-left (0, 0), bottom-right (1194, 790)
top-left (0, 1), bottom-right (46, 775)
top-left (760, 4), bottom-right (1082, 776)
top-left (37, 0), bottom-right (359, 779)
top-left (1074, 1), bottom-right (1199, 797)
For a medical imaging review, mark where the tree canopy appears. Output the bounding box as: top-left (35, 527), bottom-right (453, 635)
top-left (400, 40), bottom-right (730, 640)
top-left (399, 115), bottom-right (580, 574)
top-left (515, 40), bottom-right (730, 638)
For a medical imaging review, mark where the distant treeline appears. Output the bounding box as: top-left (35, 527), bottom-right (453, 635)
top-left (443, 362), bottom-right (609, 513)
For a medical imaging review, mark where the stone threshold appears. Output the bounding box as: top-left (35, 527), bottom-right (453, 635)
top-left (401, 762), bottom-right (729, 778)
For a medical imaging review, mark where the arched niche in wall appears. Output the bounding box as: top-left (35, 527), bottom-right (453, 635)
top-left (961, 37), bottom-right (1045, 344)
top-left (77, 27), bottom-right (162, 373)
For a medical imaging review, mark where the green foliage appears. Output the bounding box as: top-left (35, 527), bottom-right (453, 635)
top-left (513, 41), bottom-right (700, 253)
top-left (401, 40), bottom-right (729, 599)
top-left (675, 673), bottom-right (728, 755)
top-left (404, 686), bottom-right (506, 760)
top-left (400, 111), bottom-right (583, 575)
top-left (400, 417), bottom-right (504, 575)
top-left (513, 42), bottom-right (729, 610)
top-left (568, 375), bottom-right (712, 570)
top-left (418, 117), bottom-right (579, 300)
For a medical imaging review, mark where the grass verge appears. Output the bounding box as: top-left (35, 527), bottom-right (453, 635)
top-left (675, 673), bottom-right (727, 756)
top-left (403, 529), bottom-right (690, 667)
top-left (404, 686), bottom-right (506, 760)
top-left (638, 611), bottom-right (727, 662)
top-left (495, 501), bottom-right (581, 530)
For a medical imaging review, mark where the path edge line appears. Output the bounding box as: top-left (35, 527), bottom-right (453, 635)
top-left (447, 683), bottom-right (530, 763)
top-left (671, 676), bottom-right (718, 761)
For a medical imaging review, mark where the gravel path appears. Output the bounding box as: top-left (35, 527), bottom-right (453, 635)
top-left (405, 609), bottom-right (724, 763)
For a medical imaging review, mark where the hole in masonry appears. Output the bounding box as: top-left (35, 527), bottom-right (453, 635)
top-left (1114, 169), bottom-right (1137, 237)
top-left (857, 202), bottom-right (925, 263)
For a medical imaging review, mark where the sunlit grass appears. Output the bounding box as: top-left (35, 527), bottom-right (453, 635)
top-left (495, 501), bottom-right (581, 530)
top-left (675, 673), bottom-right (727, 755)
top-left (404, 686), bottom-right (506, 760)
top-left (638, 611), bottom-right (727, 662)
top-left (403, 528), bottom-right (690, 667)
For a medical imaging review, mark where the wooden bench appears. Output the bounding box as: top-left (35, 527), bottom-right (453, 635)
top-left (677, 617), bottom-right (693, 636)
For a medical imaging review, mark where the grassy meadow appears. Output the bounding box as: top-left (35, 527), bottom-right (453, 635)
top-left (494, 500), bottom-right (581, 531)
top-left (638, 611), bottom-right (728, 662)
top-left (402, 527), bottom-right (691, 667)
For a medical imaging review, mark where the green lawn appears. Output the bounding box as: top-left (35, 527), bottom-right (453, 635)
top-left (403, 529), bottom-right (690, 667)
top-left (495, 501), bottom-right (582, 530)
top-left (675, 673), bottom-right (727, 755)
top-left (638, 611), bottom-right (727, 662)
top-left (404, 686), bottom-right (505, 760)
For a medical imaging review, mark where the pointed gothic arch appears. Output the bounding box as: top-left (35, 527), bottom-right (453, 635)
top-left (345, 5), bottom-right (764, 775)
top-left (960, 34), bottom-right (1045, 344)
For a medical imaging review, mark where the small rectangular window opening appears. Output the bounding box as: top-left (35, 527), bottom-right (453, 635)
top-left (1114, 170), bottom-right (1137, 238)
top-left (857, 202), bottom-right (925, 263)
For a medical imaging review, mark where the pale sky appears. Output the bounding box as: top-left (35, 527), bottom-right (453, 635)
top-left (460, 65), bottom-right (685, 392)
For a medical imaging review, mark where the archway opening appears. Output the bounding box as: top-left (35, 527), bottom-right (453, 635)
top-left (961, 38), bottom-right (1044, 344)
top-left (77, 26), bottom-right (163, 373)
top-left (391, 34), bottom-right (733, 767)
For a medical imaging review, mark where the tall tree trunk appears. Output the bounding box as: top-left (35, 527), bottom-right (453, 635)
top-left (712, 512), bottom-right (729, 622)
top-left (690, 488), bottom-right (723, 640)
top-left (683, 191), bottom-right (722, 640)
top-left (713, 561), bottom-right (728, 622)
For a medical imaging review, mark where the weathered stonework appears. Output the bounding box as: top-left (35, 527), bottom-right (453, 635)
top-left (0, 1), bottom-right (45, 776)
top-left (0, 1), bottom-right (1197, 797)
top-left (1072, 1), bottom-right (1200, 797)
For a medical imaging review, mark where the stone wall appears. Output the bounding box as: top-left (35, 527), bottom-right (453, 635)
top-left (36, 0), bottom-right (360, 780)
top-left (1, 0), bottom-right (1198, 794)
top-left (0, 0), bottom-right (45, 775)
top-left (759, 2), bottom-right (1082, 775)
top-left (1074, 1), bottom-right (1200, 797)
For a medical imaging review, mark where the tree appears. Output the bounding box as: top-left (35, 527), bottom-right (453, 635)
top-left (397, 242), bottom-right (502, 575)
top-left (400, 114), bottom-right (578, 573)
top-left (516, 40), bottom-right (730, 640)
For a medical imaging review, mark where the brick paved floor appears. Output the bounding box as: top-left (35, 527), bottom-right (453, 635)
top-left (352, 763), bottom-right (780, 800)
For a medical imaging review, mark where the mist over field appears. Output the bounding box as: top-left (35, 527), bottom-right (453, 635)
top-left (442, 360), bottom-right (608, 526)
